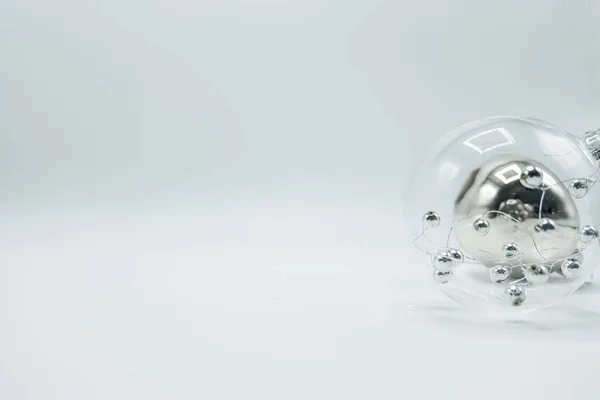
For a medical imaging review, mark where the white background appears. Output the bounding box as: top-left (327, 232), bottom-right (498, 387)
top-left (1, 1), bottom-right (600, 399)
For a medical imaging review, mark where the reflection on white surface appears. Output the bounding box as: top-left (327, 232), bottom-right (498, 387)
top-left (463, 127), bottom-right (515, 154)
top-left (4, 200), bottom-right (600, 400)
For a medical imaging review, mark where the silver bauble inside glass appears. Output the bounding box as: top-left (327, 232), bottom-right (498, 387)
top-left (453, 156), bottom-right (580, 265)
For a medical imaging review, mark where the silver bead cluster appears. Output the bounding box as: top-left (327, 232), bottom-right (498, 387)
top-left (417, 159), bottom-right (599, 308)
top-left (505, 285), bottom-right (527, 306)
top-left (433, 269), bottom-right (452, 284)
top-left (430, 248), bottom-right (464, 284)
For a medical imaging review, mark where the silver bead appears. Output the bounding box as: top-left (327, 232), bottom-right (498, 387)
top-left (489, 265), bottom-right (510, 283)
top-left (520, 164), bottom-right (543, 189)
top-left (453, 157), bottom-right (579, 265)
top-left (447, 248), bottom-right (464, 267)
top-left (422, 211), bottom-right (441, 228)
top-left (505, 285), bottom-right (527, 306)
top-left (569, 179), bottom-right (590, 199)
top-left (503, 242), bottom-right (520, 259)
top-left (433, 268), bottom-right (452, 284)
top-left (535, 218), bottom-right (556, 233)
top-left (580, 225), bottom-right (599, 243)
top-left (561, 259), bottom-right (582, 278)
top-left (431, 250), bottom-right (455, 272)
top-left (522, 264), bottom-right (550, 285)
top-left (473, 217), bottom-right (490, 236)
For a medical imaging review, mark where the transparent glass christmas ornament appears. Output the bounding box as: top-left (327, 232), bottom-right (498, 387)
top-left (409, 116), bottom-right (600, 314)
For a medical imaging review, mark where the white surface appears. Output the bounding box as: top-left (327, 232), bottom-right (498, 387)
top-left (3, 200), bottom-right (600, 399)
top-left (1, 1), bottom-right (600, 399)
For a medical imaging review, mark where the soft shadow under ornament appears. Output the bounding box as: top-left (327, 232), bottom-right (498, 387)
top-left (410, 117), bottom-right (600, 314)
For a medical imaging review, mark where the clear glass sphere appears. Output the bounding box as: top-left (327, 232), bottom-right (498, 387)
top-left (409, 116), bottom-right (600, 314)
